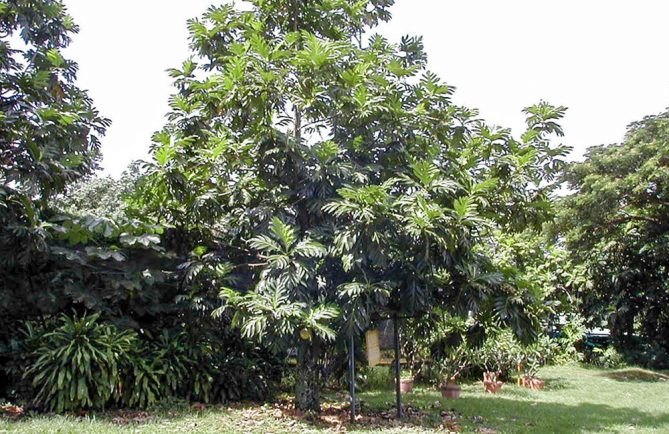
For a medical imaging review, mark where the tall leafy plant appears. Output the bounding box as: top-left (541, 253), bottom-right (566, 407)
top-left (559, 110), bottom-right (669, 367)
top-left (134, 0), bottom-right (569, 411)
top-left (0, 0), bottom-right (110, 268)
top-left (0, 0), bottom-right (113, 378)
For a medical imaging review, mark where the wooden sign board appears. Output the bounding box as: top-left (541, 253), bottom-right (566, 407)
top-left (365, 329), bottom-right (381, 367)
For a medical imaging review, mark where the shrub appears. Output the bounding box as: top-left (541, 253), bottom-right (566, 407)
top-left (149, 329), bottom-right (192, 398)
top-left (156, 327), bottom-right (283, 404)
top-left (476, 330), bottom-right (519, 378)
top-left (118, 328), bottom-right (193, 407)
top-left (26, 313), bottom-right (137, 412)
top-left (1, 321), bottom-right (44, 401)
top-left (122, 356), bottom-right (164, 409)
top-left (22, 314), bottom-right (283, 412)
top-left (437, 345), bottom-right (472, 384)
top-left (552, 315), bottom-right (587, 364)
top-left (471, 330), bottom-right (555, 380)
top-left (516, 335), bottom-right (554, 378)
top-left (641, 345), bottom-right (669, 370)
top-left (619, 342), bottom-right (669, 370)
top-left (591, 347), bottom-right (625, 369)
top-left (186, 336), bottom-right (282, 403)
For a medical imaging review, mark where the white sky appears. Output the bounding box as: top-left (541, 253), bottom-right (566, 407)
top-left (63, 0), bottom-right (669, 177)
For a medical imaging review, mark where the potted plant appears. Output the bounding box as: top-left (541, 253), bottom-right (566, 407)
top-left (517, 338), bottom-right (550, 390)
top-left (438, 347), bottom-right (470, 399)
top-left (399, 375), bottom-right (414, 393)
top-left (483, 370), bottom-right (504, 393)
top-left (399, 363), bottom-right (417, 394)
top-left (400, 331), bottom-right (432, 394)
top-left (519, 361), bottom-right (545, 390)
top-left (479, 331), bottom-right (517, 393)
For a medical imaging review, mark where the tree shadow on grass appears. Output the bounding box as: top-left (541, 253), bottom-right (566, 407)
top-left (451, 396), bottom-right (669, 433)
top-left (346, 389), bottom-right (669, 433)
top-left (600, 368), bottom-right (669, 382)
top-left (10, 395), bottom-right (669, 433)
top-left (540, 377), bottom-right (571, 391)
top-left (5, 403), bottom-right (238, 431)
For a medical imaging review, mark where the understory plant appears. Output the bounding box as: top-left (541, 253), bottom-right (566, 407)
top-left (22, 313), bottom-right (282, 412)
top-left (438, 345), bottom-right (471, 385)
top-left (26, 313), bottom-right (137, 412)
top-left (590, 346), bottom-right (625, 369)
top-left (175, 329), bottom-right (282, 403)
top-left (122, 353), bottom-right (165, 409)
top-left (516, 335), bottom-right (553, 379)
top-left (553, 314), bottom-right (587, 364)
top-left (477, 329), bottom-right (518, 378)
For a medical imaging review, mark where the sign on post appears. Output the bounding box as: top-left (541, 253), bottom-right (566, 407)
top-left (365, 329), bottom-right (381, 367)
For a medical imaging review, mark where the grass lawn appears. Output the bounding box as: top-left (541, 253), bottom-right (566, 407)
top-left (2, 364), bottom-right (668, 433)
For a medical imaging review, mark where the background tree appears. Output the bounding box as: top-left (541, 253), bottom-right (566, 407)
top-left (51, 161), bottom-right (143, 220)
top-left (559, 110), bottom-right (669, 368)
top-left (0, 3), bottom-right (280, 407)
top-left (489, 229), bottom-right (586, 326)
top-left (133, 0), bottom-right (570, 411)
top-left (0, 0), bottom-right (116, 369)
top-left (0, 0), bottom-right (109, 266)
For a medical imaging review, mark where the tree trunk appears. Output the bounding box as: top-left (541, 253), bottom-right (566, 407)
top-left (295, 340), bottom-right (321, 412)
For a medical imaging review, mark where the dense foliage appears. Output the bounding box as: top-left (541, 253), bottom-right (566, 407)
top-left (0, 0), bottom-right (109, 267)
top-left (4, 0), bottom-right (667, 417)
top-left (14, 313), bottom-right (281, 411)
top-left (559, 111), bottom-right (669, 368)
top-left (127, 0), bottom-right (570, 411)
top-left (0, 0), bottom-right (282, 409)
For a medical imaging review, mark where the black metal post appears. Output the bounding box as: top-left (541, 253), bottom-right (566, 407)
top-left (393, 313), bottom-right (402, 419)
top-left (349, 334), bottom-right (356, 423)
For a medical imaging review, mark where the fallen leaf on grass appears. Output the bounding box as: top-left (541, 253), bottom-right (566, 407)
top-left (110, 410), bottom-right (152, 425)
top-left (191, 402), bottom-right (207, 411)
top-left (0, 403), bottom-right (24, 420)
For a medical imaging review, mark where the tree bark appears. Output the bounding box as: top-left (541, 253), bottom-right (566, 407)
top-left (295, 340), bottom-right (321, 412)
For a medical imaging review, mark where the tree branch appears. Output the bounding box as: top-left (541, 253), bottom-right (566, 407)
top-left (607, 214), bottom-right (663, 226)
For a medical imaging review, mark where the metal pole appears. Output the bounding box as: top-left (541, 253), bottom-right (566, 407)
top-left (393, 313), bottom-right (402, 419)
top-left (349, 334), bottom-right (356, 423)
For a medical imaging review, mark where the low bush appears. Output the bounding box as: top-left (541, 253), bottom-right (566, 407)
top-left (169, 329), bottom-right (282, 403)
top-left (590, 346), bottom-right (625, 369)
top-left (20, 314), bottom-right (283, 413)
top-left (447, 329), bottom-right (553, 381)
top-left (619, 342), bottom-right (669, 370)
top-left (26, 313), bottom-right (137, 412)
top-left (551, 315), bottom-right (587, 364)
top-left (476, 330), bottom-right (519, 378)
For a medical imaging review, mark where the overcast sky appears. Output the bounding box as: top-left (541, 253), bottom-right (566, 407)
top-left (63, 0), bottom-right (669, 177)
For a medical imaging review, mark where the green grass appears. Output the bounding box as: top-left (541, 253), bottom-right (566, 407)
top-left (359, 364), bottom-right (669, 433)
top-left (3, 364), bottom-right (669, 433)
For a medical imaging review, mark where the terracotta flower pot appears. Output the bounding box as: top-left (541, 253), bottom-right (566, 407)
top-left (440, 382), bottom-right (461, 399)
top-left (520, 376), bottom-right (545, 390)
top-left (483, 371), bottom-right (503, 394)
top-left (400, 378), bottom-right (414, 393)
